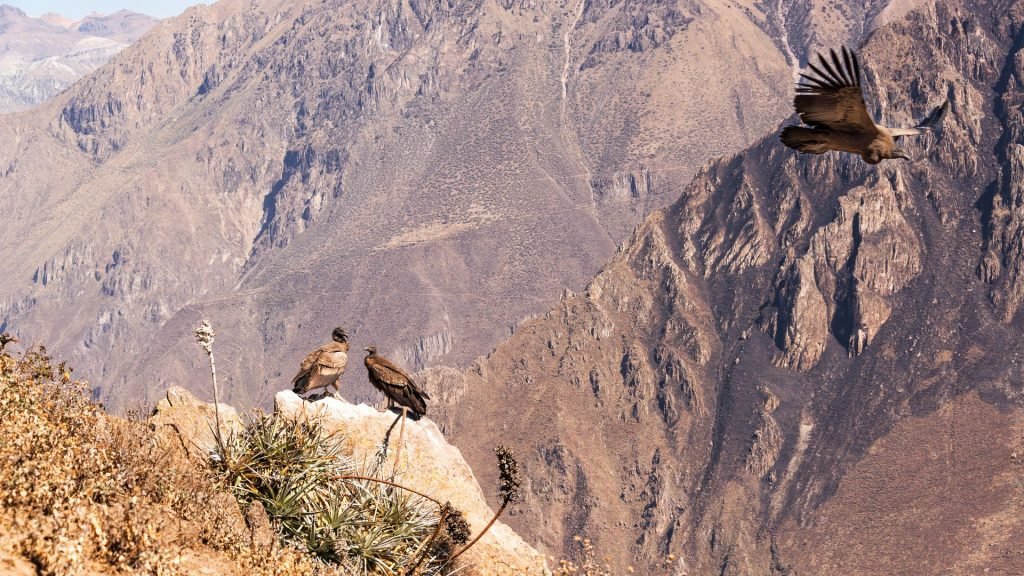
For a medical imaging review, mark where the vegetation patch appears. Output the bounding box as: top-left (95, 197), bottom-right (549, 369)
top-left (0, 334), bottom-right (322, 575)
top-left (0, 330), bottom-right (520, 575)
top-left (216, 411), bottom-right (456, 573)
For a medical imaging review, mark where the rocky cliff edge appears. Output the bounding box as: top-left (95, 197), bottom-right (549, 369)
top-left (151, 386), bottom-right (547, 575)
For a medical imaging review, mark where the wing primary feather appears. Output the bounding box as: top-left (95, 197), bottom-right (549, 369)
top-left (798, 72), bottom-right (830, 88)
top-left (806, 62), bottom-right (838, 88)
top-left (852, 49), bottom-right (862, 84)
top-left (917, 100), bottom-right (949, 129)
top-left (816, 52), bottom-right (842, 86)
top-left (837, 47), bottom-right (849, 84)
top-left (816, 57), bottom-right (846, 87)
top-left (845, 47), bottom-right (861, 85)
top-left (830, 48), bottom-right (851, 86)
top-left (841, 47), bottom-right (855, 85)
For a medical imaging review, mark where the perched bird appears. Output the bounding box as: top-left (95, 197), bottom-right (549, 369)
top-left (780, 46), bottom-right (948, 164)
top-left (292, 327), bottom-right (349, 399)
top-left (363, 346), bottom-right (429, 418)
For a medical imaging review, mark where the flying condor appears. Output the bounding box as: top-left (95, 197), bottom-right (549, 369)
top-left (780, 46), bottom-right (948, 164)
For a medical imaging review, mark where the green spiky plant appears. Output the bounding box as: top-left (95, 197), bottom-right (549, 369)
top-left (212, 411), bottom-right (458, 574)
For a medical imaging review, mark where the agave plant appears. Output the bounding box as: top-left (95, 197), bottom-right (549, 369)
top-left (214, 411), bottom-right (452, 574)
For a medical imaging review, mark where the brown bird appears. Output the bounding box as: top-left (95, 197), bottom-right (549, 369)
top-left (363, 346), bottom-right (429, 418)
top-left (292, 327), bottom-right (349, 399)
top-left (780, 47), bottom-right (947, 164)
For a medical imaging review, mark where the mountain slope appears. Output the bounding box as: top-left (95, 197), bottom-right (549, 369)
top-left (0, 0), bottom-right (825, 409)
top-left (437, 1), bottom-right (1024, 572)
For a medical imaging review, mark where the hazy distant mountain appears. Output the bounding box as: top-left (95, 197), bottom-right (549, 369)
top-left (0, 5), bottom-right (156, 112)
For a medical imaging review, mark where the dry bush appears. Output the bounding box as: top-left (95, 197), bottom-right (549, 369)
top-left (0, 336), bottom-right (320, 575)
top-left (551, 536), bottom-right (615, 576)
top-left (0, 331), bottom-right (508, 576)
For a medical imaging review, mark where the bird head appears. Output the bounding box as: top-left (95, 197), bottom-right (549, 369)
top-left (893, 147), bottom-right (912, 161)
top-left (331, 327), bottom-right (348, 342)
top-left (364, 346), bottom-right (377, 355)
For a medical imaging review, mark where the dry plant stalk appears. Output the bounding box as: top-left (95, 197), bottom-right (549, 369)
top-left (193, 319), bottom-right (223, 452)
top-left (333, 474), bottom-right (445, 507)
top-left (395, 406), bottom-right (409, 463)
top-left (403, 505), bottom-right (450, 575)
top-left (443, 445), bottom-right (523, 567)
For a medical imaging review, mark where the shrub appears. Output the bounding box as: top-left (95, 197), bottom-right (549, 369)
top-left (0, 327), bottom-right (511, 576)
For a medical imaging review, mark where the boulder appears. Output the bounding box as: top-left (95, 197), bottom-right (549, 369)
top-left (149, 385), bottom-right (243, 461)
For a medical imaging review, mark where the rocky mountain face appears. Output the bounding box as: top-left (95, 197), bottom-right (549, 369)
top-left (0, 0), bottom-right (837, 410)
top-left (7, 0), bottom-right (1021, 570)
top-left (0, 6), bottom-right (156, 113)
top-left (434, 1), bottom-right (1024, 573)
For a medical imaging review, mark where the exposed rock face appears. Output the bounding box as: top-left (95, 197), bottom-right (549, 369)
top-left (0, 0), bottom-right (861, 411)
top-left (274, 391), bottom-right (547, 575)
top-left (0, 6), bottom-right (156, 113)
top-left (981, 34), bottom-right (1024, 321)
top-left (438, 2), bottom-right (1024, 573)
top-left (766, 173), bottom-right (923, 370)
top-left (150, 384), bottom-right (244, 459)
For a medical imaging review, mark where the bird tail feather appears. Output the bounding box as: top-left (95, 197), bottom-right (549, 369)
top-left (891, 101), bottom-right (950, 141)
top-left (780, 126), bottom-right (832, 154)
top-left (404, 385), bottom-right (428, 416)
top-left (915, 100), bottom-right (949, 130)
top-left (292, 375), bottom-right (309, 394)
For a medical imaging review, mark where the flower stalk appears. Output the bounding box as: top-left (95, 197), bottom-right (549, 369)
top-left (194, 319), bottom-right (223, 453)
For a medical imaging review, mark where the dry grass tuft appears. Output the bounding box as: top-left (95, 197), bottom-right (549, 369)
top-left (0, 332), bottom-right (481, 575)
top-left (0, 332), bottom-right (526, 575)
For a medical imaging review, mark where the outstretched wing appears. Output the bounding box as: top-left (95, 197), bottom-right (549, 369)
top-left (794, 47), bottom-right (876, 135)
top-left (890, 100), bottom-right (950, 139)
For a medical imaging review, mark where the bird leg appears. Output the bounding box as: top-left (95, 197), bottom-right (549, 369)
top-left (382, 411), bottom-right (403, 459)
top-left (394, 406), bottom-right (408, 465)
top-left (331, 382), bottom-right (342, 400)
